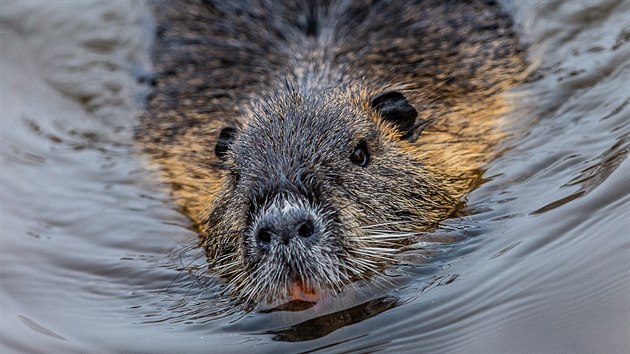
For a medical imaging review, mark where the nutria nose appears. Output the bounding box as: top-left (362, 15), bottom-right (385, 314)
top-left (297, 220), bottom-right (315, 238)
top-left (255, 217), bottom-right (319, 246)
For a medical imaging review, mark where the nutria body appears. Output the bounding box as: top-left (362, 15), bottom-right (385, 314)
top-left (138, 0), bottom-right (526, 304)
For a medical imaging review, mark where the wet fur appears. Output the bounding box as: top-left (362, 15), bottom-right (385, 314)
top-left (138, 0), bottom-right (526, 303)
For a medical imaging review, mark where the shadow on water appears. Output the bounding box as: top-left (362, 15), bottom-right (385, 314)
top-left (263, 297), bottom-right (399, 342)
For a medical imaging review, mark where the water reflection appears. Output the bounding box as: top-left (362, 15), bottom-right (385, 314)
top-left (265, 297), bottom-right (399, 342)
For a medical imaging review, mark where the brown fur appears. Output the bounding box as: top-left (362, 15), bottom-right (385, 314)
top-left (137, 0), bottom-right (526, 303)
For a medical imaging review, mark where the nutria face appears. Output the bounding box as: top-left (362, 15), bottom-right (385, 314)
top-left (202, 88), bottom-right (455, 305)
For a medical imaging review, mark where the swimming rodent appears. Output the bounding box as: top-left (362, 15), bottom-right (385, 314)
top-left (138, 0), bottom-right (526, 305)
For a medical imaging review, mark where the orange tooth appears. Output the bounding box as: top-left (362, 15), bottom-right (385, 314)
top-left (288, 281), bottom-right (319, 302)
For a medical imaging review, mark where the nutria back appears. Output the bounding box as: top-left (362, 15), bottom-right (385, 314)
top-left (138, 0), bottom-right (526, 305)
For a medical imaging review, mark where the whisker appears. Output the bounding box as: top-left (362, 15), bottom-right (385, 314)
top-left (166, 253), bottom-right (206, 291)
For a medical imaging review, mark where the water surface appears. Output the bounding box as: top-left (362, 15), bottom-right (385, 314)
top-left (1, 0), bottom-right (628, 352)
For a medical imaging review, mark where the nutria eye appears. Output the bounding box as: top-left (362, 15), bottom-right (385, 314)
top-left (230, 170), bottom-right (240, 184)
top-left (350, 142), bottom-right (369, 167)
top-left (215, 127), bottom-right (236, 160)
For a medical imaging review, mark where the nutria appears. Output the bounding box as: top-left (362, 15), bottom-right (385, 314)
top-left (137, 0), bottom-right (526, 305)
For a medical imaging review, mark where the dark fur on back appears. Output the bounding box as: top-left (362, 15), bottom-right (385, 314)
top-left (138, 0), bottom-right (526, 304)
top-left (141, 0), bottom-right (523, 146)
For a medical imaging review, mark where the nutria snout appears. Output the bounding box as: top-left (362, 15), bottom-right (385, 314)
top-left (252, 195), bottom-right (323, 246)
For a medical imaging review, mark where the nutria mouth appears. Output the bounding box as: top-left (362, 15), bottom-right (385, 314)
top-left (139, 0), bottom-right (527, 305)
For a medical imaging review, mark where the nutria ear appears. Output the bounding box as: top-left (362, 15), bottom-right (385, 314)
top-left (370, 91), bottom-right (423, 141)
top-left (215, 127), bottom-right (236, 160)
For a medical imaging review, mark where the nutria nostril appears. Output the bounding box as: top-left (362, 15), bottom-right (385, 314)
top-left (297, 220), bottom-right (315, 238)
top-left (257, 228), bottom-right (273, 244)
top-left (255, 208), bottom-right (318, 246)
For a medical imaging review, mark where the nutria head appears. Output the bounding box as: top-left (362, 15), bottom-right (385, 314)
top-left (201, 86), bottom-right (456, 305)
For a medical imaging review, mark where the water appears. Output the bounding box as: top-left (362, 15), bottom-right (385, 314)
top-left (1, 0), bottom-right (628, 352)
